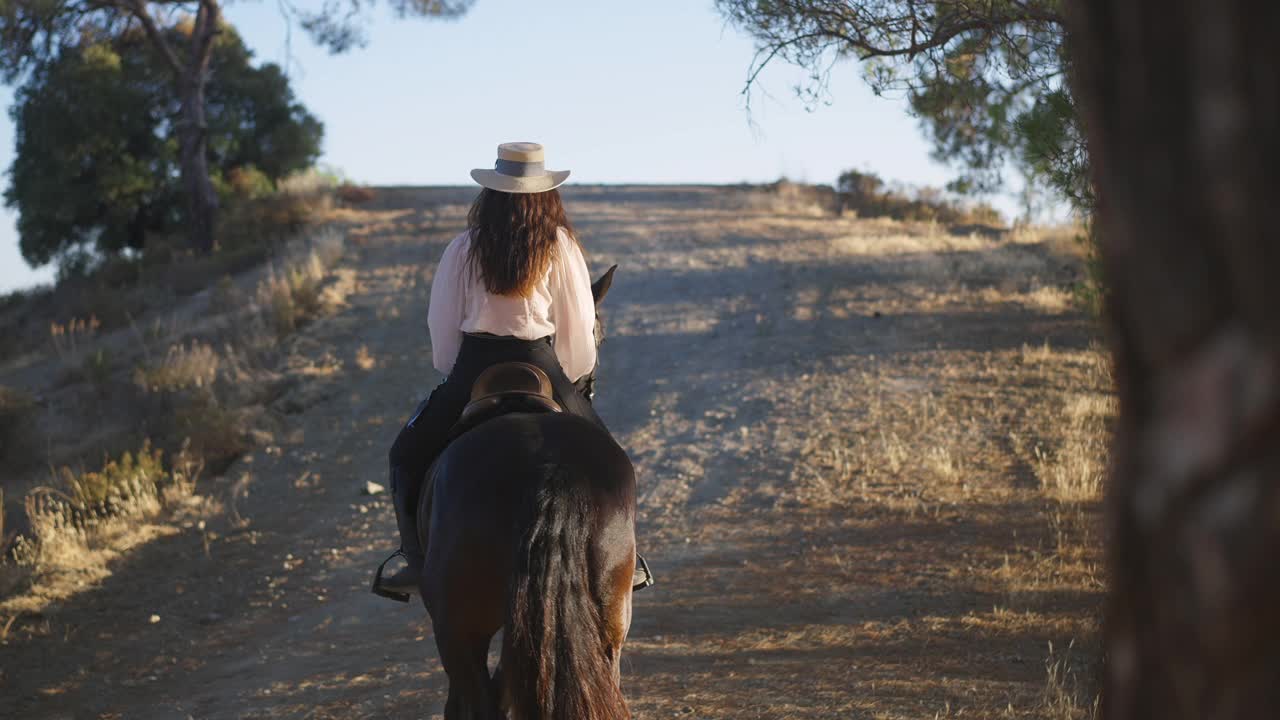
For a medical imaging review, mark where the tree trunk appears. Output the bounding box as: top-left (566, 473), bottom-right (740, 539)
top-left (1068, 1), bottom-right (1280, 717)
top-left (178, 80), bottom-right (218, 255)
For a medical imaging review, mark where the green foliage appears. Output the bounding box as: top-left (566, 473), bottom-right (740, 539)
top-left (5, 24), bottom-right (323, 270)
top-left (719, 1), bottom-right (1108, 313)
top-left (224, 166), bottom-right (276, 202)
top-left (62, 440), bottom-right (166, 509)
top-left (717, 1), bottom-right (1088, 212)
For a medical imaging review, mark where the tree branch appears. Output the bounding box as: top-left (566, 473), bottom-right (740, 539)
top-left (189, 0), bottom-right (220, 83)
top-left (120, 0), bottom-right (183, 78)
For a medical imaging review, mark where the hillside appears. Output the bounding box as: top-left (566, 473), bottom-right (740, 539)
top-left (0, 185), bottom-right (1105, 719)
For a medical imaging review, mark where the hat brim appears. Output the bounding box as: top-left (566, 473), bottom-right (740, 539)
top-left (470, 168), bottom-right (570, 194)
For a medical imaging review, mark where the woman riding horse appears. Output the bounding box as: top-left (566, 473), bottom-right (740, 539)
top-left (371, 141), bottom-right (652, 600)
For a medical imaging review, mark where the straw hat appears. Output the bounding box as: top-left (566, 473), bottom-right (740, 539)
top-left (470, 142), bottom-right (571, 194)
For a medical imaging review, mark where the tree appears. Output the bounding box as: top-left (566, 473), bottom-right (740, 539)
top-left (0, 0), bottom-right (472, 256)
top-left (1068, 1), bottom-right (1280, 716)
top-left (715, 1), bottom-right (1089, 209)
top-left (6, 24), bottom-right (323, 267)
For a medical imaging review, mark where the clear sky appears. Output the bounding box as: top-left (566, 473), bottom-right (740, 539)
top-left (0, 0), bottom-right (1015, 293)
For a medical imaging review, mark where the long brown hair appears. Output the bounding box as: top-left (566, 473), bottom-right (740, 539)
top-left (466, 188), bottom-right (574, 297)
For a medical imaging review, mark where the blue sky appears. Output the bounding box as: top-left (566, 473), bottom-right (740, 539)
top-left (0, 0), bottom-right (1013, 293)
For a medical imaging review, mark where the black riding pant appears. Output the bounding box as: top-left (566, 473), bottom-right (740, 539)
top-left (388, 334), bottom-right (604, 499)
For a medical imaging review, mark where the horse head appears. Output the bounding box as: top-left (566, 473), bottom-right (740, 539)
top-left (590, 264), bottom-right (617, 347)
top-left (580, 264), bottom-right (617, 399)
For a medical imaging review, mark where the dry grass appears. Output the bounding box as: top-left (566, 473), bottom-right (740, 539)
top-left (1, 219), bottom-right (347, 615)
top-left (49, 314), bottom-right (101, 364)
top-left (13, 440), bottom-right (201, 575)
top-left (1039, 640), bottom-right (1100, 719)
top-left (1032, 391), bottom-right (1115, 503)
top-left (763, 219), bottom-right (1109, 716)
top-left (257, 229), bottom-right (346, 339)
top-left (133, 341), bottom-right (221, 393)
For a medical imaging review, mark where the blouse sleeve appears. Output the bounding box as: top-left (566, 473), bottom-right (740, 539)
top-left (549, 230), bottom-right (598, 383)
top-left (428, 232), bottom-right (468, 376)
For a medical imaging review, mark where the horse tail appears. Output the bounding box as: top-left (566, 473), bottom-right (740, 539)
top-left (501, 466), bottom-right (628, 720)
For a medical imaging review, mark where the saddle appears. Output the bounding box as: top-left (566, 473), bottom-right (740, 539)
top-left (450, 362), bottom-right (563, 439)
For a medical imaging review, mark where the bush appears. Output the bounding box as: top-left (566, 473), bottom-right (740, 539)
top-left (226, 165), bottom-right (275, 200)
top-left (169, 389), bottom-right (249, 475)
top-left (217, 195), bottom-right (308, 251)
top-left (133, 341), bottom-right (221, 393)
top-left (17, 439), bottom-right (203, 572)
top-left (835, 168), bottom-right (1005, 226)
top-left (257, 246), bottom-right (336, 338)
top-left (336, 183), bottom-right (375, 205)
top-left (61, 440), bottom-right (166, 509)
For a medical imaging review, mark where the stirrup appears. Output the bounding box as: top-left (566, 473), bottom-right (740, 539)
top-left (370, 549), bottom-right (412, 603)
top-left (633, 553), bottom-right (655, 592)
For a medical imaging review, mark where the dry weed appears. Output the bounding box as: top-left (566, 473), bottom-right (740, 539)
top-left (1033, 391), bottom-right (1114, 503)
top-left (925, 444), bottom-right (963, 484)
top-left (24, 443), bottom-right (164, 567)
top-left (134, 341), bottom-right (221, 393)
top-left (256, 230), bottom-right (345, 339)
top-left (1040, 640), bottom-right (1099, 719)
top-left (880, 430), bottom-right (910, 475)
top-left (49, 314), bottom-right (100, 364)
top-left (13, 439), bottom-right (202, 575)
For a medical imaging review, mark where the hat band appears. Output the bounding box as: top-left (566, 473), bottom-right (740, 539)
top-left (494, 158), bottom-right (546, 177)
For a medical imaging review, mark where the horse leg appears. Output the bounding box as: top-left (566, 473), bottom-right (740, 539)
top-left (435, 623), bottom-right (501, 720)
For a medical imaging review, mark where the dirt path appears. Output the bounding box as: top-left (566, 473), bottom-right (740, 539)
top-left (1, 186), bottom-right (1104, 719)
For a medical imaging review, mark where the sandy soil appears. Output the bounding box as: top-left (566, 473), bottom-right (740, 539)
top-left (0, 185), bottom-right (1105, 719)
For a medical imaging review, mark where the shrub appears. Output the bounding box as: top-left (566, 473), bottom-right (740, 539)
top-left (169, 389), bottom-right (249, 475)
top-left (133, 341), bottom-right (221, 393)
top-left (226, 165), bottom-right (275, 200)
top-left (835, 168), bottom-right (1005, 226)
top-left (336, 183), bottom-right (375, 205)
top-left (17, 439), bottom-right (203, 572)
top-left (256, 243), bottom-right (339, 339)
top-left (61, 440), bottom-right (166, 509)
top-left (277, 167), bottom-right (339, 197)
top-left (49, 314), bottom-right (101, 365)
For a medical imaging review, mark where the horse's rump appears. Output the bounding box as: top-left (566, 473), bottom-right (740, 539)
top-left (422, 412), bottom-right (635, 720)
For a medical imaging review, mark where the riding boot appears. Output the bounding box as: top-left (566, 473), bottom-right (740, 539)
top-left (370, 464), bottom-right (425, 603)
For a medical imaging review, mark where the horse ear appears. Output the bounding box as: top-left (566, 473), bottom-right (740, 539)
top-left (591, 265), bottom-right (617, 307)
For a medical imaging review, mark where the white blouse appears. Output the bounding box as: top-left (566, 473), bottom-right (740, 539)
top-left (428, 228), bottom-right (598, 382)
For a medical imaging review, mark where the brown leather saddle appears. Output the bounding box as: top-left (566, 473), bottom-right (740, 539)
top-left (452, 362), bottom-right (563, 438)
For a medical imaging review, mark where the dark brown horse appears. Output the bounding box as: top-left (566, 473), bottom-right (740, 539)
top-left (418, 273), bottom-right (635, 720)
